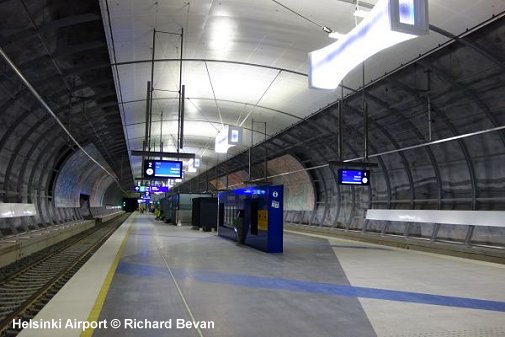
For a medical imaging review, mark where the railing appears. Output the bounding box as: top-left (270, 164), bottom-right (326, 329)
top-left (285, 208), bottom-right (505, 253)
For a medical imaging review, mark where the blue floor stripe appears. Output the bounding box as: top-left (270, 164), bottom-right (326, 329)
top-left (116, 262), bottom-right (505, 313)
top-left (173, 269), bottom-right (505, 313)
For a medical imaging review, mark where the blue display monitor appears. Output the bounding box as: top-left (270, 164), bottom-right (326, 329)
top-left (150, 186), bottom-right (169, 193)
top-left (133, 185), bottom-right (170, 193)
top-left (144, 160), bottom-right (183, 179)
top-left (338, 169), bottom-right (370, 185)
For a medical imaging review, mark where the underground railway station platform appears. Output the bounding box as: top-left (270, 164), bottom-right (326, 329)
top-left (2, 0), bottom-right (505, 336)
top-left (15, 212), bottom-right (505, 337)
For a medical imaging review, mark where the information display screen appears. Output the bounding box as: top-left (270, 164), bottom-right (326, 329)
top-left (133, 185), bottom-right (170, 193)
top-left (337, 169), bottom-right (370, 185)
top-left (144, 160), bottom-right (183, 179)
top-left (150, 186), bottom-right (169, 193)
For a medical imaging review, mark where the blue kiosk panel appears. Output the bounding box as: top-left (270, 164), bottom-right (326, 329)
top-left (218, 185), bottom-right (283, 253)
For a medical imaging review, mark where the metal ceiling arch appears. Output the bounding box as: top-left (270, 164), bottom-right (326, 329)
top-left (17, 127), bottom-right (65, 204)
top-left (113, 58), bottom-right (310, 78)
top-left (284, 115), bottom-right (371, 227)
top-left (0, 90), bottom-right (112, 170)
top-left (121, 96), bottom-right (305, 121)
top-left (1, 79), bottom-right (129, 186)
top-left (417, 60), bottom-right (505, 146)
top-left (383, 78), bottom-right (459, 210)
top-left (0, 12), bottom-right (102, 45)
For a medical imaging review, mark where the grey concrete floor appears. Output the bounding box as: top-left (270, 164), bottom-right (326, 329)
top-left (92, 214), bottom-right (376, 337)
top-left (92, 214), bottom-right (505, 337)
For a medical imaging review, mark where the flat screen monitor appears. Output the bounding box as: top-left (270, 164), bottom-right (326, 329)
top-left (150, 186), bottom-right (169, 193)
top-left (338, 169), bottom-right (370, 185)
top-left (144, 160), bottom-right (183, 179)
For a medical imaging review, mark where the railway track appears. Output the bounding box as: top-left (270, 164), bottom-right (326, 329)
top-left (0, 213), bottom-right (131, 337)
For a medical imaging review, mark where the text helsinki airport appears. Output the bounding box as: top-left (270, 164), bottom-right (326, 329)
top-left (12, 318), bottom-right (215, 330)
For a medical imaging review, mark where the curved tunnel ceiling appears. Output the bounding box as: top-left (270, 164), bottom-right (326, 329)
top-left (101, 0), bottom-right (505, 184)
top-left (0, 0), bottom-right (133, 190)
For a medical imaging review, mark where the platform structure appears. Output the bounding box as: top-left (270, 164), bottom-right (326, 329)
top-left (16, 212), bottom-right (505, 337)
top-left (0, 219), bottom-right (96, 269)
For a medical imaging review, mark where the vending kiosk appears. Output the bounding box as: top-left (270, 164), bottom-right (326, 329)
top-left (218, 185), bottom-right (283, 253)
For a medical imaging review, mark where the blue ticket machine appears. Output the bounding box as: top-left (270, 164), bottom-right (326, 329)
top-left (218, 185), bottom-right (283, 253)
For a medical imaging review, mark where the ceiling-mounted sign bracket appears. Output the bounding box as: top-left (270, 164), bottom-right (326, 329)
top-left (329, 161), bottom-right (379, 169)
top-left (131, 150), bottom-right (195, 159)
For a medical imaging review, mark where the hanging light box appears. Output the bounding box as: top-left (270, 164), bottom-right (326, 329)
top-left (215, 125), bottom-right (243, 153)
top-left (308, 0), bottom-right (429, 90)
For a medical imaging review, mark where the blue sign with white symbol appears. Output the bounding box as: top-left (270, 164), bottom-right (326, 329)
top-left (218, 185), bottom-right (283, 253)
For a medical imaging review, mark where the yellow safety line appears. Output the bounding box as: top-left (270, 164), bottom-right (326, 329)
top-left (80, 215), bottom-right (134, 337)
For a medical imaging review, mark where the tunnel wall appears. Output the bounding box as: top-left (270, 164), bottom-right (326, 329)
top-left (204, 155), bottom-right (316, 214)
top-left (0, 0), bottom-right (132, 235)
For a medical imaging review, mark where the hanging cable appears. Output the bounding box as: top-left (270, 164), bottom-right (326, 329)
top-left (105, 0), bottom-right (133, 186)
top-left (187, 98), bottom-right (220, 132)
top-left (0, 46), bottom-right (126, 192)
top-left (235, 102), bottom-right (249, 125)
top-left (239, 70), bottom-right (282, 127)
top-left (270, 0), bottom-right (333, 33)
top-left (204, 62), bottom-right (224, 126)
top-left (152, 90), bottom-right (178, 148)
top-left (154, 88), bottom-right (179, 93)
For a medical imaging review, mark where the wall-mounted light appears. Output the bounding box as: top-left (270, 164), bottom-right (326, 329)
top-left (308, 0), bottom-right (429, 90)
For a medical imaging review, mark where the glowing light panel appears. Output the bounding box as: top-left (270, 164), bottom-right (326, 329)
top-left (215, 125), bottom-right (243, 154)
top-left (308, 0), bottom-right (428, 90)
top-left (399, 0), bottom-right (415, 24)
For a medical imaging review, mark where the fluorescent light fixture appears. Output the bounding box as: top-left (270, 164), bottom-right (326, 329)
top-left (209, 19), bottom-right (235, 53)
top-left (353, 9), bottom-right (370, 18)
top-left (328, 32), bottom-right (345, 40)
top-left (308, 0), bottom-right (428, 90)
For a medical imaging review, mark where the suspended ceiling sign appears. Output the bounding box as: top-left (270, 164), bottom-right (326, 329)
top-left (143, 160), bottom-right (183, 179)
top-left (308, 0), bottom-right (429, 90)
top-left (215, 125), bottom-right (243, 153)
